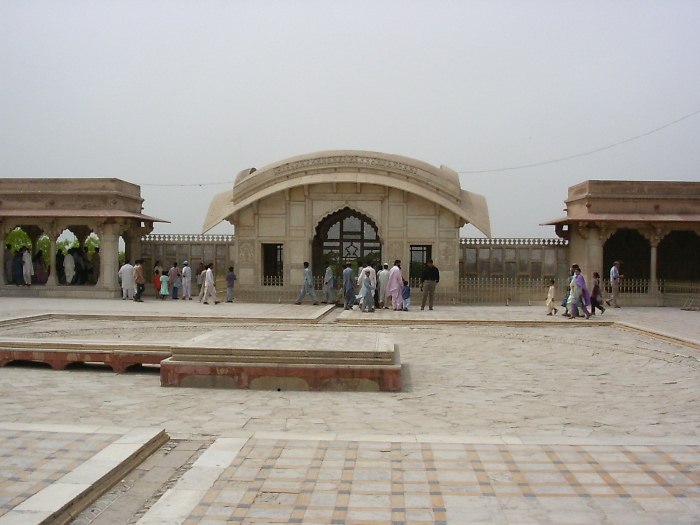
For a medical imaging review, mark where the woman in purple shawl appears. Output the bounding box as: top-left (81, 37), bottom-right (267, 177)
top-left (568, 267), bottom-right (591, 319)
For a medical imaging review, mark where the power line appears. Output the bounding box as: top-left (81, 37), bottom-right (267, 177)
top-left (457, 108), bottom-right (700, 174)
top-left (138, 180), bottom-right (233, 187)
top-left (134, 108), bottom-right (700, 185)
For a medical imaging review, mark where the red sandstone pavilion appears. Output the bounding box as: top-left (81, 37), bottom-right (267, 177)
top-left (542, 180), bottom-right (700, 296)
top-left (0, 178), bottom-right (167, 297)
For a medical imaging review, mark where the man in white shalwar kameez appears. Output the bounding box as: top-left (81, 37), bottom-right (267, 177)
top-left (118, 260), bottom-right (135, 299)
top-left (21, 247), bottom-right (34, 286)
top-left (181, 261), bottom-right (192, 300)
top-left (387, 260), bottom-right (404, 311)
top-left (322, 261), bottom-right (336, 304)
top-left (356, 261), bottom-right (367, 304)
top-left (64, 249), bottom-right (76, 284)
top-left (202, 263), bottom-right (219, 304)
top-left (377, 263), bottom-right (390, 308)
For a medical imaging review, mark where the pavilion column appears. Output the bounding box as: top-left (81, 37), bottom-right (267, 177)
top-left (584, 227), bottom-right (604, 282)
top-left (45, 222), bottom-right (58, 286)
top-left (572, 223), bottom-right (605, 282)
top-left (644, 226), bottom-right (668, 296)
top-left (649, 240), bottom-right (658, 294)
top-left (128, 233), bottom-right (142, 263)
top-left (97, 221), bottom-right (120, 290)
top-left (0, 220), bottom-right (13, 285)
top-left (25, 226), bottom-right (42, 256)
top-left (124, 222), bottom-right (153, 263)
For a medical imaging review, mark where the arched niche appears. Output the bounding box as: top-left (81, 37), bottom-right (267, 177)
top-left (603, 229), bottom-right (650, 279)
top-left (658, 230), bottom-right (700, 280)
top-left (312, 207), bottom-right (381, 275)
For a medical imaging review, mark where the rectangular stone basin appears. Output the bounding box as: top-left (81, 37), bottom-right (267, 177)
top-left (160, 330), bottom-right (401, 392)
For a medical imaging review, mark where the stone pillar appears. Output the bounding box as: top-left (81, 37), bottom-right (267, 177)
top-left (25, 225), bottom-right (42, 256)
top-left (98, 221), bottom-right (120, 291)
top-left (125, 222), bottom-right (153, 263)
top-left (649, 241), bottom-right (658, 294)
top-left (0, 220), bottom-right (11, 284)
top-left (438, 238), bottom-right (459, 294)
top-left (584, 226), bottom-right (604, 283)
top-left (569, 224), bottom-right (588, 274)
top-left (128, 233), bottom-right (141, 263)
top-left (643, 226), bottom-right (667, 297)
top-left (45, 223), bottom-right (58, 286)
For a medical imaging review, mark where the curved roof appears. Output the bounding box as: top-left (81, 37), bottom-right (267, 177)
top-left (203, 150), bottom-right (490, 236)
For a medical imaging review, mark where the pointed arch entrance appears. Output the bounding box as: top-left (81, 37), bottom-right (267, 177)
top-left (312, 207), bottom-right (381, 274)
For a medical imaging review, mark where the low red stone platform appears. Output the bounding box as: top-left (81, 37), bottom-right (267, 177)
top-left (160, 331), bottom-right (401, 391)
top-left (0, 339), bottom-right (171, 372)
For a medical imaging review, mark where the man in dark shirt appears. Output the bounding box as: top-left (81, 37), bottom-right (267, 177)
top-left (420, 259), bottom-right (440, 311)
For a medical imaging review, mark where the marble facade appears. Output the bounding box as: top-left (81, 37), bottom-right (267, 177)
top-left (204, 150), bottom-right (491, 294)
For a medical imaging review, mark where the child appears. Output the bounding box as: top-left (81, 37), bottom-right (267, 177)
top-left (402, 280), bottom-right (411, 311)
top-left (360, 269), bottom-right (375, 312)
top-left (153, 270), bottom-right (161, 299)
top-left (159, 272), bottom-right (169, 300)
top-left (226, 266), bottom-right (237, 303)
top-left (546, 279), bottom-right (558, 315)
top-left (590, 271), bottom-right (606, 315)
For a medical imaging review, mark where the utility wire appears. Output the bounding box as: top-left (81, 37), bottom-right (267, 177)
top-left (139, 180), bottom-right (233, 187)
top-left (457, 108), bottom-right (700, 174)
top-left (135, 108), bottom-right (700, 185)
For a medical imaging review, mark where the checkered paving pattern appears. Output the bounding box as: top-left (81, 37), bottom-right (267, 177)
top-left (179, 439), bottom-right (700, 524)
top-left (0, 429), bottom-right (121, 516)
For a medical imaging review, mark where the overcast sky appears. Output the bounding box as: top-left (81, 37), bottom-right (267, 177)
top-left (2, 1), bottom-right (699, 238)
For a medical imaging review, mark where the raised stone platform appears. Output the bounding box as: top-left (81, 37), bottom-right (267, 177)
top-left (160, 330), bottom-right (402, 391)
top-left (0, 339), bottom-right (171, 372)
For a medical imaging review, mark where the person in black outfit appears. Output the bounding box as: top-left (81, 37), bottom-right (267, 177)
top-left (420, 259), bottom-right (440, 310)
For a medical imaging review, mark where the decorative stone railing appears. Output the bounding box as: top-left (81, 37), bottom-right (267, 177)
top-left (142, 235), bottom-right (566, 246)
top-left (460, 238), bottom-right (568, 246)
top-left (142, 234), bottom-right (235, 242)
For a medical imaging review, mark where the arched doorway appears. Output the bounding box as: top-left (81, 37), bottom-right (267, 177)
top-left (603, 229), bottom-right (650, 280)
top-left (658, 231), bottom-right (700, 280)
top-left (312, 207), bottom-right (381, 275)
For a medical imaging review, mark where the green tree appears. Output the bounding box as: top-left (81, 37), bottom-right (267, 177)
top-left (4, 228), bottom-right (31, 253)
top-left (4, 228), bottom-right (100, 255)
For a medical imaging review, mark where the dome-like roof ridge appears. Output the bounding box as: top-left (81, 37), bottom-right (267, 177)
top-left (235, 150), bottom-right (460, 192)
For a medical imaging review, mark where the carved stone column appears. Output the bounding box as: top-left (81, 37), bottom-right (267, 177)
top-left (98, 220), bottom-right (120, 291)
top-left (43, 221), bottom-right (59, 286)
top-left (643, 226), bottom-right (668, 296)
top-left (649, 240), bottom-right (658, 293)
top-left (124, 222), bottom-right (154, 263)
top-left (0, 220), bottom-right (13, 284)
top-left (24, 225), bottom-right (43, 255)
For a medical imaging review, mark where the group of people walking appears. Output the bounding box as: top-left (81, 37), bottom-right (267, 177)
top-left (295, 259), bottom-right (440, 312)
top-left (118, 259), bottom-right (237, 305)
top-left (546, 261), bottom-right (624, 318)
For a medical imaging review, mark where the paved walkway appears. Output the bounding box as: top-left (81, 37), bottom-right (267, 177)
top-left (0, 297), bottom-right (698, 523)
top-left (139, 438), bottom-right (699, 525)
top-left (0, 423), bottom-right (165, 524)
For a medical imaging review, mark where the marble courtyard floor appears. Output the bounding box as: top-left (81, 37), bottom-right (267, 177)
top-left (0, 297), bottom-right (698, 524)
